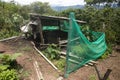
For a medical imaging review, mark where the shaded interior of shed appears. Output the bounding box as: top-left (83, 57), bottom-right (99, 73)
top-left (30, 14), bottom-right (68, 44)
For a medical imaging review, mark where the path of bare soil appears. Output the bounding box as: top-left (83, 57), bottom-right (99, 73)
top-left (0, 38), bottom-right (59, 80)
top-left (0, 37), bottom-right (120, 80)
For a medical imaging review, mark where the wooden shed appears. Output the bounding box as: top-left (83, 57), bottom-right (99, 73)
top-left (29, 13), bottom-right (86, 46)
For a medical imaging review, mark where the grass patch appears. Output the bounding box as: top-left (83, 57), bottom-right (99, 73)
top-left (89, 75), bottom-right (96, 80)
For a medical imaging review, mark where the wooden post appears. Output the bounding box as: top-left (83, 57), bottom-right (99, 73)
top-left (102, 69), bottom-right (112, 80)
top-left (38, 18), bottom-right (44, 44)
top-left (93, 64), bottom-right (112, 80)
top-left (58, 20), bottom-right (61, 44)
top-left (93, 64), bottom-right (102, 80)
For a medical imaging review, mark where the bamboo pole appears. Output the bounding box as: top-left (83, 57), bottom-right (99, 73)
top-left (0, 36), bottom-right (18, 42)
top-left (31, 42), bottom-right (58, 71)
top-left (33, 61), bottom-right (44, 80)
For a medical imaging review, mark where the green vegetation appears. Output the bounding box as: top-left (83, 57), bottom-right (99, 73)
top-left (0, 0), bottom-right (56, 39)
top-left (0, 1), bottom-right (22, 39)
top-left (0, 53), bottom-right (22, 80)
top-left (43, 44), bottom-right (60, 60)
top-left (59, 7), bottom-right (120, 44)
top-left (0, 69), bottom-right (19, 80)
top-left (100, 44), bottom-right (112, 59)
top-left (53, 58), bottom-right (66, 71)
top-left (43, 44), bottom-right (65, 71)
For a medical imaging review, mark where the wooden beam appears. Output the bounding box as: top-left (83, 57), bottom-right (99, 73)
top-left (29, 13), bottom-right (86, 23)
top-left (33, 61), bottom-right (44, 80)
top-left (59, 40), bottom-right (68, 45)
top-left (0, 36), bottom-right (18, 42)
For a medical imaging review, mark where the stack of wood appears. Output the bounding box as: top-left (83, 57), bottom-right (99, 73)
top-left (58, 39), bottom-right (68, 48)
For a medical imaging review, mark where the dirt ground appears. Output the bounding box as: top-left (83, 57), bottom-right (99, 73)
top-left (0, 37), bottom-right (120, 80)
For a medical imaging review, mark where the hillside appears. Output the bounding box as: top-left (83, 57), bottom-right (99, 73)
top-left (51, 5), bottom-right (84, 11)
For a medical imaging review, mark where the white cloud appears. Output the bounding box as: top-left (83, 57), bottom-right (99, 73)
top-left (4, 0), bottom-right (85, 6)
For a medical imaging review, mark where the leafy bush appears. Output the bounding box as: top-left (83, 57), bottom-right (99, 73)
top-left (0, 65), bottom-right (9, 72)
top-left (43, 44), bottom-right (66, 71)
top-left (0, 69), bottom-right (19, 80)
top-left (0, 53), bottom-right (22, 66)
top-left (0, 29), bottom-right (19, 39)
top-left (100, 44), bottom-right (112, 59)
top-left (53, 58), bottom-right (65, 71)
top-left (43, 44), bottom-right (60, 60)
top-left (0, 53), bottom-right (22, 80)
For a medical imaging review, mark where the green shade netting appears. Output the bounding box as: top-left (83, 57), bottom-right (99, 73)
top-left (65, 13), bottom-right (107, 77)
top-left (61, 21), bottom-right (69, 32)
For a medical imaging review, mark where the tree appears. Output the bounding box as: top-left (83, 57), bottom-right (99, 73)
top-left (19, 5), bottom-right (31, 20)
top-left (84, 0), bottom-right (94, 5)
top-left (84, 0), bottom-right (116, 7)
top-left (0, 1), bottom-right (21, 39)
top-left (29, 1), bottom-right (56, 15)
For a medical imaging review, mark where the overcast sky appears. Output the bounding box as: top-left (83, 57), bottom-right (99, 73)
top-left (4, 0), bottom-right (86, 6)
